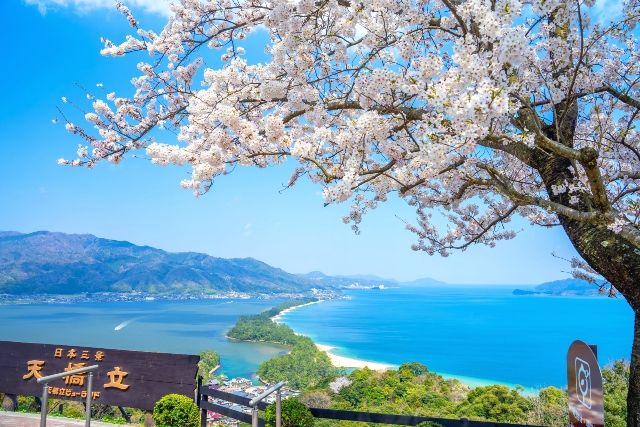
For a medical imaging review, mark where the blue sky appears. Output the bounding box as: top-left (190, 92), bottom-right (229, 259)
top-left (0, 0), bottom-right (591, 284)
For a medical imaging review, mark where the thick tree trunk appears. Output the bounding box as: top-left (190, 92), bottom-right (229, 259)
top-left (630, 311), bottom-right (640, 427)
top-left (557, 216), bottom-right (640, 427)
top-left (532, 116), bottom-right (640, 427)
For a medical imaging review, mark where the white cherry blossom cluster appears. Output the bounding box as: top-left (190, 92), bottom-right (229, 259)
top-left (58, 0), bottom-right (640, 258)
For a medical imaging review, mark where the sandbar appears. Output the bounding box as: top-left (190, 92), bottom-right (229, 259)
top-left (271, 301), bottom-right (394, 371)
top-left (271, 300), bottom-right (323, 323)
top-left (316, 344), bottom-right (395, 371)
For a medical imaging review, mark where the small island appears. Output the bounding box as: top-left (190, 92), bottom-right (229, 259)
top-left (513, 278), bottom-right (608, 297)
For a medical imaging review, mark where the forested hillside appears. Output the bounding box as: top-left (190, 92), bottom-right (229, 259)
top-left (0, 231), bottom-right (321, 294)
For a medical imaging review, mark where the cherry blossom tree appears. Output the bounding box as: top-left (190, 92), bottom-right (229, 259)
top-left (59, 0), bottom-right (640, 423)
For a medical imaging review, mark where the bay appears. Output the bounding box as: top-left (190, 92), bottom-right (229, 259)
top-left (0, 298), bottom-right (287, 379)
top-left (279, 286), bottom-right (634, 390)
top-left (0, 286), bottom-right (634, 391)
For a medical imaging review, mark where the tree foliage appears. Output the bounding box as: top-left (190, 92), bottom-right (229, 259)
top-left (455, 385), bottom-right (533, 423)
top-left (198, 350), bottom-right (221, 383)
top-left (603, 360), bottom-right (630, 427)
top-left (228, 300), bottom-right (339, 389)
top-left (307, 360), bottom-right (629, 427)
top-left (153, 394), bottom-right (200, 427)
top-left (261, 300), bottom-right (317, 318)
top-left (527, 386), bottom-right (567, 427)
top-left (258, 338), bottom-right (340, 390)
top-left (265, 397), bottom-right (315, 427)
top-left (332, 363), bottom-right (465, 418)
top-left (228, 300), bottom-right (315, 346)
top-left (228, 315), bottom-right (304, 346)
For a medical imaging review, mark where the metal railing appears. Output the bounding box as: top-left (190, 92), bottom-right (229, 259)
top-left (197, 385), bottom-right (545, 427)
top-left (249, 381), bottom-right (285, 427)
top-left (307, 408), bottom-right (545, 427)
top-left (198, 381), bottom-right (286, 427)
top-left (37, 364), bottom-right (99, 427)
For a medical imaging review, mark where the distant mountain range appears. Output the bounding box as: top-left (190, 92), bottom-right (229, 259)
top-left (0, 231), bottom-right (392, 295)
top-left (513, 278), bottom-right (604, 296)
top-left (1, 230), bottom-right (597, 297)
top-left (300, 272), bottom-right (451, 289)
top-left (300, 271), bottom-right (398, 288)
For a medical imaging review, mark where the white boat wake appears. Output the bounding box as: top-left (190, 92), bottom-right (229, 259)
top-left (114, 300), bottom-right (234, 331)
top-left (114, 316), bottom-right (147, 331)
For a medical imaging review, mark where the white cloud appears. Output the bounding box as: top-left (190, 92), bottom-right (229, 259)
top-left (24, 0), bottom-right (172, 17)
top-left (243, 223), bottom-right (253, 237)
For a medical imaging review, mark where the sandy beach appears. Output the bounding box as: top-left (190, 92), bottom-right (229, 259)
top-left (270, 300), bottom-right (394, 371)
top-left (316, 344), bottom-right (395, 371)
top-left (270, 300), bottom-right (324, 323)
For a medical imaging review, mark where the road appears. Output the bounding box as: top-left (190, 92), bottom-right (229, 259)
top-left (0, 412), bottom-right (136, 426)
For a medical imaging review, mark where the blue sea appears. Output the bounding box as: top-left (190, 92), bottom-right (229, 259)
top-left (0, 298), bottom-right (288, 379)
top-left (279, 286), bottom-right (634, 390)
top-left (0, 286), bottom-right (633, 390)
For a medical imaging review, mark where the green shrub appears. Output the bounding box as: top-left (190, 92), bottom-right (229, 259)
top-left (60, 401), bottom-right (85, 419)
top-left (258, 339), bottom-right (339, 390)
top-left (265, 398), bottom-right (314, 427)
top-left (17, 395), bottom-right (39, 412)
top-left (198, 350), bottom-right (221, 383)
top-left (153, 394), bottom-right (200, 427)
top-left (528, 386), bottom-right (567, 427)
top-left (603, 360), bottom-right (629, 427)
top-left (127, 407), bottom-right (148, 424)
top-left (100, 415), bottom-right (126, 424)
top-left (455, 385), bottom-right (532, 423)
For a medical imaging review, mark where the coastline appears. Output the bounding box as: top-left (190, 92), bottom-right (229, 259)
top-left (315, 343), bottom-right (538, 394)
top-left (273, 298), bottom-right (542, 394)
top-left (316, 343), bottom-right (395, 371)
top-left (270, 300), bottom-right (324, 323)
top-left (316, 344), bottom-right (538, 394)
top-left (272, 299), bottom-right (394, 371)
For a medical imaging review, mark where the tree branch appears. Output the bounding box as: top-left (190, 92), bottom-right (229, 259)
top-left (605, 85), bottom-right (640, 110)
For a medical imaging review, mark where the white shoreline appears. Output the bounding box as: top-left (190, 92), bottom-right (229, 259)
top-left (316, 343), bottom-right (395, 371)
top-left (271, 300), bottom-right (394, 371)
top-left (270, 300), bottom-right (323, 323)
top-left (271, 301), bottom-right (542, 392)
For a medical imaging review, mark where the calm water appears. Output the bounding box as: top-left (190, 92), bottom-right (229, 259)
top-left (0, 287), bottom-right (634, 390)
top-left (0, 299), bottom-right (287, 379)
top-left (280, 286), bottom-right (634, 389)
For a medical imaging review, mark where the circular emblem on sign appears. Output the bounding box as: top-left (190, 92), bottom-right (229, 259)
top-left (567, 340), bottom-right (603, 427)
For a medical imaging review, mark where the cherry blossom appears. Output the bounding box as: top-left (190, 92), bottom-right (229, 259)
top-left (55, 0), bottom-right (639, 259)
top-left (58, 1), bottom-right (640, 419)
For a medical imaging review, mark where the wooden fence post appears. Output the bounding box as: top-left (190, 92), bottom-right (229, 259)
top-left (201, 407), bottom-right (207, 427)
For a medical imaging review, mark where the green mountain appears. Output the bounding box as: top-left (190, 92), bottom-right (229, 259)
top-left (0, 231), bottom-right (326, 295)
